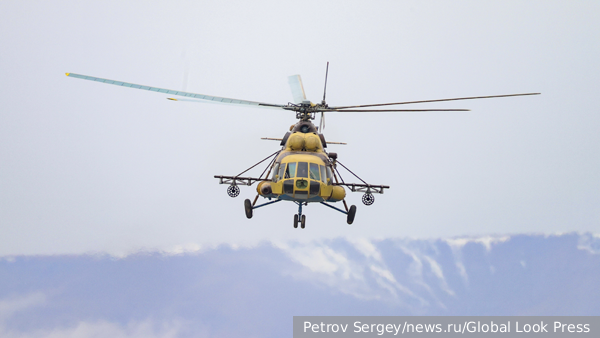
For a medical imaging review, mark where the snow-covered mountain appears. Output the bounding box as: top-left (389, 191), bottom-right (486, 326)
top-left (1, 233), bottom-right (598, 337)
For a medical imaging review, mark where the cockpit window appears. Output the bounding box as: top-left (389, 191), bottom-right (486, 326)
top-left (285, 162), bottom-right (296, 178)
top-left (326, 166), bottom-right (334, 182)
top-left (278, 163), bottom-right (286, 180)
top-left (310, 163), bottom-right (320, 181)
top-left (319, 165), bottom-right (326, 183)
top-left (297, 162), bottom-right (308, 178)
top-left (272, 163), bottom-right (280, 182)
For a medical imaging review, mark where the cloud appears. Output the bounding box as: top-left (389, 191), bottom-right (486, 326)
top-left (0, 293), bottom-right (46, 322)
top-left (0, 293), bottom-right (191, 338)
top-left (79, 241), bottom-right (263, 260)
top-left (577, 233), bottom-right (600, 254)
top-left (0, 319), bottom-right (191, 338)
top-left (444, 236), bottom-right (510, 252)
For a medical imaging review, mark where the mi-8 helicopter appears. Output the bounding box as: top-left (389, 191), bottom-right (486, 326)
top-left (66, 63), bottom-right (539, 228)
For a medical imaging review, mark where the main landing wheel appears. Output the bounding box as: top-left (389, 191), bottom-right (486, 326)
top-left (347, 205), bottom-right (357, 224)
top-left (244, 199), bottom-right (253, 219)
top-left (293, 214), bottom-right (299, 228)
top-left (301, 215), bottom-right (306, 229)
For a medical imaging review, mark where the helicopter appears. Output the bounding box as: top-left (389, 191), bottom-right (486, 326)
top-left (66, 63), bottom-right (539, 228)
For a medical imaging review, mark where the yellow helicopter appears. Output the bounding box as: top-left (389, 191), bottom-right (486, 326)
top-left (66, 64), bottom-right (539, 228)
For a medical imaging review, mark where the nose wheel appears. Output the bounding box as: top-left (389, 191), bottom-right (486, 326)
top-left (293, 202), bottom-right (307, 229)
top-left (293, 214), bottom-right (306, 228)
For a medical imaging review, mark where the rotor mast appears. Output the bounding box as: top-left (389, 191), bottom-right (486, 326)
top-left (293, 101), bottom-right (319, 121)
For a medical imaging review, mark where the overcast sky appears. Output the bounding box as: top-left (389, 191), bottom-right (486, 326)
top-left (1, 1), bottom-right (599, 256)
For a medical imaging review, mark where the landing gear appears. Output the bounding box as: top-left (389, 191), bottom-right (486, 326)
top-left (244, 199), bottom-right (253, 219)
top-left (346, 205), bottom-right (357, 224)
top-left (319, 201), bottom-right (357, 225)
top-left (293, 214), bottom-right (306, 229)
top-left (293, 202), bottom-right (306, 229)
top-left (243, 199), bottom-right (282, 219)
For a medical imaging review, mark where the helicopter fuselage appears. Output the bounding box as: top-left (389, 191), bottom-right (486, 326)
top-left (256, 121), bottom-right (346, 204)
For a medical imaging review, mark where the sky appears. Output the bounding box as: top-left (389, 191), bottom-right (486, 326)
top-left (1, 2), bottom-right (599, 337)
top-left (1, 1), bottom-right (599, 257)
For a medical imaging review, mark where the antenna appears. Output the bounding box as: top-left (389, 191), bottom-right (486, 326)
top-left (321, 61), bottom-right (329, 105)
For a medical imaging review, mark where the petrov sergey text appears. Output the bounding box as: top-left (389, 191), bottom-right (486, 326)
top-left (293, 316), bottom-right (597, 337)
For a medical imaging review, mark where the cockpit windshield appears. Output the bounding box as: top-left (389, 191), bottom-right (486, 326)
top-left (297, 162), bottom-right (308, 178)
top-left (309, 163), bottom-right (320, 181)
top-left (285, 162), bottom-right (296, 178)
top-left (280, 161), bottom-right (328, 183)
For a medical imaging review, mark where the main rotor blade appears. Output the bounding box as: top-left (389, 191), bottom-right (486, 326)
top-left (322, 62), bottom-right (329, 104)
top-left (287, 75), bottom-right (306, 104)
top-left (66, 73), bottom-right (287, 109)
top-left (165, 97), bottom-right (285, 110)
top-left (329, 93), bottom-right (540, 109)
top-left (261, 136), bottom-right (346, 145)
top-left (321, 108), bottom-right (470, 112)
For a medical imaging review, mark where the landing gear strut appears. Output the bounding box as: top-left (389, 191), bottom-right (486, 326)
top-left (243, 198), bottom-right (282, 219)
top-left (320, 201), bottom-right (357, 225)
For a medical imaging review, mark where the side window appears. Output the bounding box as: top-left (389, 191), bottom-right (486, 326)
top-left (319, 165), bottom-right (326, 183)
top-left (309, 163), bottom-right (320, 181)
top-left (297, 162), bottom-right (308, 178)
top-left (285, 162), bottom-right (296, 178)
top-left (278, 163), bottom-right (286, 180)
top-left (271, 163), bottom-right (280, 182)
top-left (326, 166), bottom-right (334, 183)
